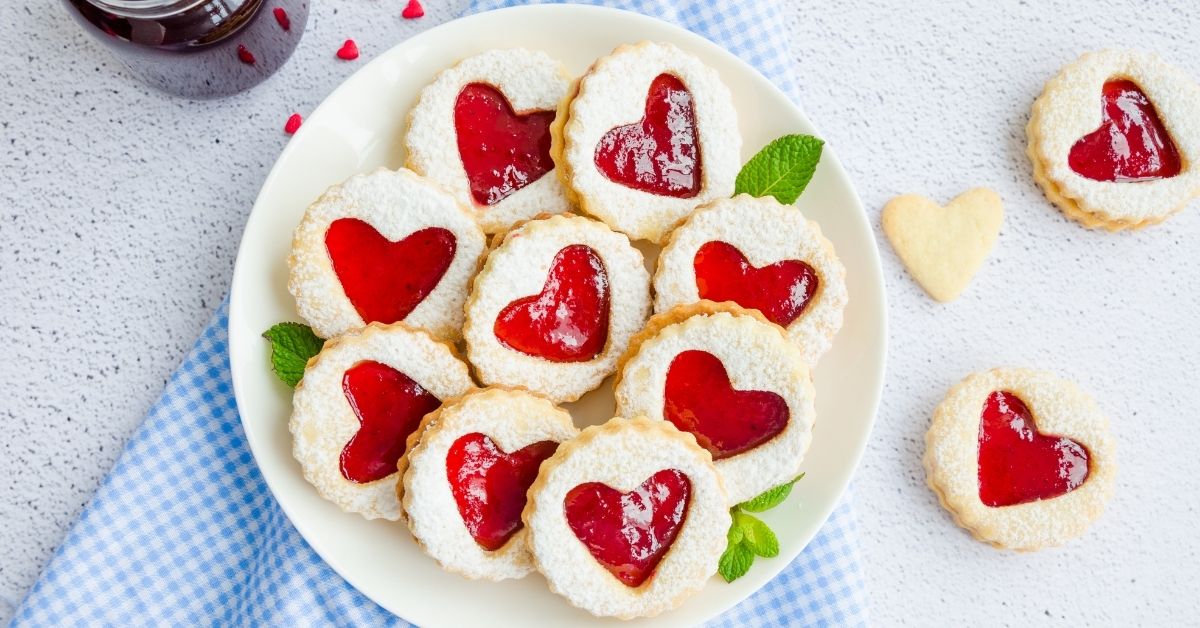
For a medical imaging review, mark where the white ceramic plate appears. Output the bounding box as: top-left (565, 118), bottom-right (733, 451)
top-left (228, 5), bottom-right (886, 626)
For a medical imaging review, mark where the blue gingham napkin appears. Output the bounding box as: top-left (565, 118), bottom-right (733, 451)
top-left (13, 2), bottom-right (868, 625)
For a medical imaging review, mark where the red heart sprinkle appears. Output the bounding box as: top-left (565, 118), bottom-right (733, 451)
top-left (273, 7), bottom-right (291, 31)
top-left (236, 44), bottom-right (256, 65)
top-left (336, 39), bottom-right (359, 61)
top-left (402, 0), bottom-right (425, 19)
top-left (284, 113), bottom-right (303, 135)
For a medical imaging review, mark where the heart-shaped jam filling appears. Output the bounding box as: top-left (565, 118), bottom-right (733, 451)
top-left (564, 469), bottom-right (691, 587)
top-left (446, 433), bottom-right (558, 551)
top-left (493, 244), bottom-right (610, 363)
top-left (340, 360), bottom-right (442, 484)
top-left (594, 73), bottom-right (701, 198)
top-left (455, 83), bottom-right (557, 206)
top-left (978, 391), bottom-right (1090, 507)
top-left (693, 241), bottom-right (820, 327)
top-left (325, 219), bottom-right (457, 326)
top-left (1068, 79), bottom-right (1182, 182)
top-left (664, 350), bottom-right (789, 459)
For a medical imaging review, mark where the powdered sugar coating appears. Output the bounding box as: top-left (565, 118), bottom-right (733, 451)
top-left (290, 323), bottom-right (475, 520)
top-left (654, 194), bottom-right (847, 366)
top-left (288, 168), bottom-right (486, 340)
top-left (614, 303), bottom-right (815, 504)
top-left (924, 368), bottom-right (1117, 551)
top-left (559, 41), bottom-right (740, 243)
top-left (523, 417), bottom-right (728, 619)
top-left (463, 214), bottom-right (651, 403)
top-left (406, 49), bottom-right (573, 234)
top-left (400, 388), bottom-right (577, 580)
top-left (1029, 50), bottom-right (1200, 228)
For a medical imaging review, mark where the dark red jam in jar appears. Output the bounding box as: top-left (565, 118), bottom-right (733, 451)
top-left (63, 0), bottom-right (308, 99)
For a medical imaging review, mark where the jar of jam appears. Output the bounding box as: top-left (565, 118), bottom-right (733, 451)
top-left (63, 0), bottom-right (309, 99)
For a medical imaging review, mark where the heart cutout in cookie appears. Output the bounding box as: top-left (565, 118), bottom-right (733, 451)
top-left (340, 360), bottom-right (442, 484)
top-left (978, 391), bottom-right (1090, 507)
top-left (455, 83), bottom-right (557, 206)
top-left (446, 433), bottom-right (558, 551)
top-left (664, 350), bottom-right (789, 459)
top-left (1068, 79), bottom-right (1182, 183)
top-left (881, 188), bottom-right (1003, 303)
top-left (325, 219), bottom-right (457, 325)
top-left (693, 241), bottom-right (820, 327)
top-left (564, 469), bottom-right (691, 587)
top-left (594, 73), bottom-right (701, 198)
top-left (494, 244), bottom-right (610, 362)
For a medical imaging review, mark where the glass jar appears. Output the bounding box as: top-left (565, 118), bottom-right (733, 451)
top-left (63, 0), bottom-right (309, 99)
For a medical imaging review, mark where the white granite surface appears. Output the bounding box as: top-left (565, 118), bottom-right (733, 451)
top-left (2, 0), bottom-right (1199, 624)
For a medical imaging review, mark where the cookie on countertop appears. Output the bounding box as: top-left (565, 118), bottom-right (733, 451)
top-left (1027, 49), bottom-right (1200, 231)
top-left (406, 49), bottom-right (573, 234)
top-left (924, 368), bottom-right (1116, 551)
top-left (288, 167), bottom-right (486, 340)
top-left (555, 41), bottom-right (741, 243)
top-left (523, 416), bottom-right (729, 619)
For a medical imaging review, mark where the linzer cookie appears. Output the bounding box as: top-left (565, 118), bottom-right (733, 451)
top-left (555, 41), bottom-right (741, 243)
top-left (613, 302), bottom-right (815, 504)
top-left (463, 214), bottom-right (651, 403)
top-left (924, 368), bottom-right (1116, 551)
top-left (288, 168), bottom-right (486, 340)
top-left (399, 388), bottom-right (577, 581)
top-left (290, 323), bottom-right (475, 520)
top-left (654, 194), bottom-right (847, 365)
top-left (406, 49), bottom-right (573, 233)
top-left (1028, 50), bottom-right (1200, 230)
top-left (523, 417), bottom-right (729, 619)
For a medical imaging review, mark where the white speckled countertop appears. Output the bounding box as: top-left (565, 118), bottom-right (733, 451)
top-left (2, 0), bottom-right (1199, 624)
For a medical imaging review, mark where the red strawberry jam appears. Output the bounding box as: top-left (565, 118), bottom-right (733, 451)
top-left (325, 219), bottom-right (456, 326)
top-left (340, 361), bottom-right (441, 484)
top-left (494, 244), bottom-right (610, 362)
top-left (978, 391), bottom-right (1090, 507)
top-left (446, 433), bottom-right (558, 551)
top-left (1068, 79), bottom-right (1182, 182)
top-left (564, 469), bottom-right (691, 587)
top-left (455, 83), bottom-right (557, 206)
top-left (663, 350), bottom-right (789, 459)
top-left (693, 241), bottom-right (819, 327)
top-left (594, 74), bottom-right (701, 198)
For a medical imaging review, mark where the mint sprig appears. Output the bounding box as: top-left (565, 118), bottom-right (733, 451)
top-left (718, 474), bottom-right (804, 583)
top-left (263, 322), bottom-right (324, 388)
top-left (734, 134), bottom-right (824, 204)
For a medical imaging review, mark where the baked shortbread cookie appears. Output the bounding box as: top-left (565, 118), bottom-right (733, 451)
top-left (924, 368), bottom-right (1116, 551)
top-left (290, 323), bottom-right (474, 520)
top-left (524, 417), bottom-right (728, 619)
top-left (399, 388), bottom-right (578, 581)
top-left (555, 41), bottom-right (741, 243)
top-left (406, 49), bottom-right (573, 234)
top-left (655, 194), bottom-right (847, 365)
top-left (614, 302), bottom-right (815, 504)
top-left (463, 214), bottom-right (651, 403)
top-left (288, 168), bottom-right (486, 340)
top-left (1028, 50), bottom-right (1200, 230)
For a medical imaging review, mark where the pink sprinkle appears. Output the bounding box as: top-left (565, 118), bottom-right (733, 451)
top-left (273, 7), bottom-right (291, 31)
top-left (336, 39), bottom-right (359, 61)
top-left (236, 44), bottom-right (256, 65)
top-left (284, 113), bottom-right (303, 135)
top-left (402, 0), bottom-right (425, 19)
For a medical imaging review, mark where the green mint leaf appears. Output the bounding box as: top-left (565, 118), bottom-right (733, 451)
top-left (262, 322), bottom-right (324, 388)
top-left (738, 473), bottom-right (804, 513)
top-left (734, 134), bottom-right (824, 204)
top-left (735, 511), bottom-right (780, 558)
top-left (718, 541), bottom-right (755, 583)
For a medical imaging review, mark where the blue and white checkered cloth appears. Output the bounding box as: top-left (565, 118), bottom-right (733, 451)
top-left (12, 2), bottom-right (868, 626)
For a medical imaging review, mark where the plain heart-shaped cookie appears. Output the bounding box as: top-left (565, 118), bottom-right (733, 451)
top-left (882, 188), bottom-right (1003, 302)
